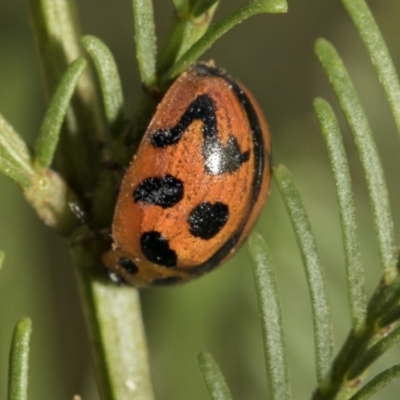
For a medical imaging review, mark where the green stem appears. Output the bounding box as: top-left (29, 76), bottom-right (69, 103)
top-left (29, 0), bottom-right (105, 195)
top-left (128, 89), bottom-right (159, 149)
top-left (157, 1), bottom-right (219, 74)
top-left (23, 169), bottom-right (79, 235)
top-left (312, 329), bottom-right (372, 399)
top-left (313, 276), bottom-right (400, 399)
top-left (347, 325), bottom-right (400, 380)
top-left (70, 227), bottom-right (154, 400)
top-left (378, 304), bottom-right (400, 328)
top-left (162, 0), bottom-right (288, 83)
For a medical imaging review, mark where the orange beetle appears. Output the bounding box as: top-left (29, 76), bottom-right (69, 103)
top-left (102, 62), bottom-right (271, 287)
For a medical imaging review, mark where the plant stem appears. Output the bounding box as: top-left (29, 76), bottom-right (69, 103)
top-left (29, 0), bottom-right (105, 196)
top-left (70, 227), bottom-right (154, 400)
top-left (312, 276), bottom-right (400, 399)
top-left (29, 3), bottom-right (155, 399)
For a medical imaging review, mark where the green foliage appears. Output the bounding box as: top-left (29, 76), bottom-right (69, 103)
top-left (2, 1), bottom-right (288, 399)
top-left (315, 38), bottom-right (397, 283)
top-left (162, 0), bottom-right (288, 83)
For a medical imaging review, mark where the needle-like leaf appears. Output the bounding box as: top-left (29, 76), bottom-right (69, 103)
top-left (131, 0), bottom-right (157, 89)
top-left (7, 318), bottom-right (32, 400)
top-left (81, 36), bottom-right (124, 137)
top-left (342, 0), bottom-right (400, 138)
top-left (349, 364), bottom-right (400, 400)
top-left (314, 98), bottom-right (366, 334)
top-left (315, 39), bottom-right (397, 283)
top-left (197, 352), bottom-right (233, 400)
top-left (347, 325), bottom-right (400, 380)
top-left (274, 165), bottom-right (333, 384)
top-left (34, 58), bottom-right (87, 170)
top-left (163, 0), bottom-right (288, 82)
top-left (249, 233), bottom-right (291, 400)
top-left (0, 114), bottom-right (33, 177)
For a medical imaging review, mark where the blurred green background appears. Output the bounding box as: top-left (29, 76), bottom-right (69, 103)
top-left (1, 1), bottom-right (400, 399)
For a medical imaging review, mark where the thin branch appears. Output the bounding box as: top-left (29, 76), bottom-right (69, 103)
top-left (71, 237), bottom-right (154, 400)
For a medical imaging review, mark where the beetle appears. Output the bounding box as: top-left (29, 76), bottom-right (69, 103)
top-left (102, 62), bottom-right (271, 287)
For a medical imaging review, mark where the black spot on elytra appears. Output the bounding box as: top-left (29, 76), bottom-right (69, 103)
top-left (151, 276), bottom-right (182, 286)
top-left (140, 231), bottom-right (177, 267)
top-left (118, 258), bottom-right (139, 275)
top-left (179, 64), bottom-right (269, 276)
top-left (150, 94), bottom-right (249, 176)
top-left (133, 175), bottom-right (184, 208)
top-left (188, 202), bottom-right (229, 240)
